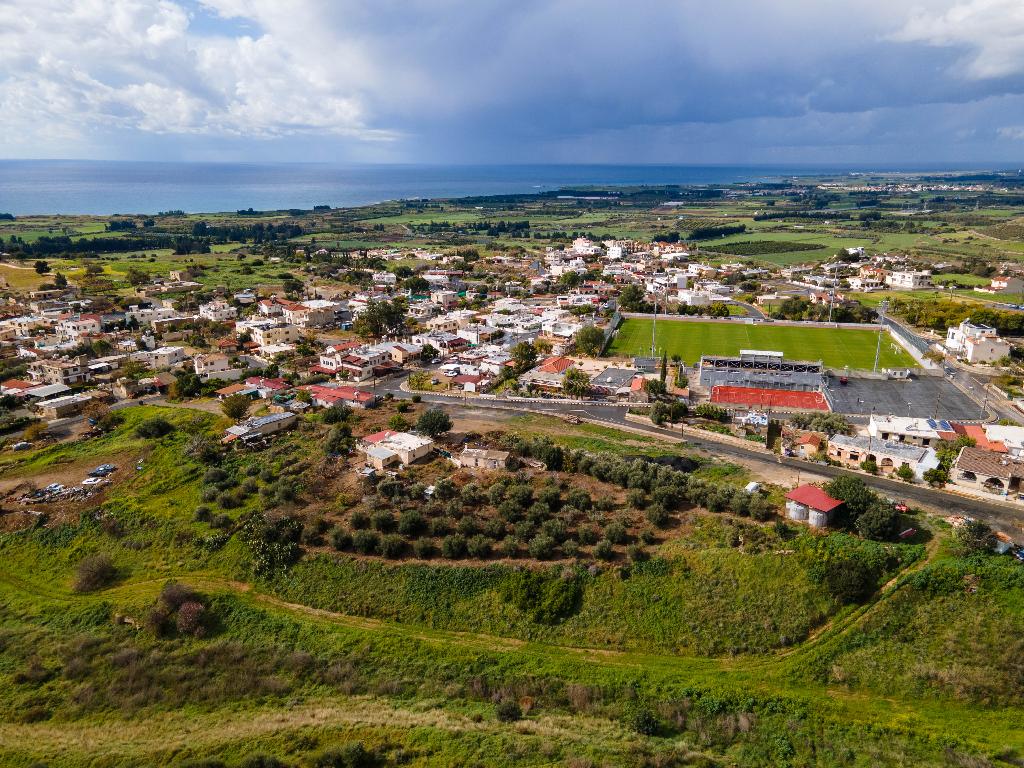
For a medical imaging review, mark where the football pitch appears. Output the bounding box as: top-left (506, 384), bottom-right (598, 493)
top-left (608, 319), bottom-right (918, 370)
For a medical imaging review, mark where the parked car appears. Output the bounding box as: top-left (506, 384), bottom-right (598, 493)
top-left (10, 441), bottom-right (32, 451)
top-left (89, 464), bottom-right (117, 477)
top-left (82, 477), bottom-right (105, 486)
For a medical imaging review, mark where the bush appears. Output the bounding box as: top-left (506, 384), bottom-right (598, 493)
top-left (626, 543), bottom-right (649, 562)
top-left (349, 510), bottom-right (370, 529)
top-left (352, 530), bottom-right (380, 555)
top-left (495, 699), bottom-right (522, 723)
top-left (380, 534), bottom-right (406, 558)
top-left (604, 521), bottom-right (627, 544)
top-left (644, 503), bottom-right (669, 527)
top-left (313, 742), bottom-right (379, 768)
top-left (210, 513), bottom-right (233, 530)
top-left (627, 489), bottom-right (647, 509)
top-left (429, 517), bottom-right (452, 537)
top-left (73, 553), bottom-right (116, 592)
top-left (175, 601), bottom-right (206, 637)
top-left (135, 417), bottom-right (174, 439)
top-left (855, 504), bottom-right (898, 541)
top-left (371, 510), bottom-right (396, 532)
top-left (412, 538), bottom-right (435, 558)
top-left (397, 509), bottom-right (426, 535)
top-left (621, 700), bottom-right (659, 735)
top-left (467, 534), bottom-right (492, 559)
top-left (330, 526), bottom-right (352, 551)
top-left (441, 534), bottom-right (467, 559)
top-left (594, 539), bottom-right (615, 560)
top-left (193, 505), bottom-right (212, 522)
top-left (417, 408), bottom-right (453, 437)
top-left (528, 534), bottom-right (556, 559)
top-left (578, 525), bottom-right (599, 545)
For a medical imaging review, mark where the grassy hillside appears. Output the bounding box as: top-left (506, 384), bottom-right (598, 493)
top-left (0, 405), bottom-right (1022, 766)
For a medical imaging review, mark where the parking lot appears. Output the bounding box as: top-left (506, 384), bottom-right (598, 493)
top-left (826, 374), bottom-right (983, 420)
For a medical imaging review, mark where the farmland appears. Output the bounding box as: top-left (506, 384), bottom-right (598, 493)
top-left (608, 318), bottom-right (918, 369)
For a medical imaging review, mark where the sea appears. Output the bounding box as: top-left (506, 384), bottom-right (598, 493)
top-left (0, 160), bottom-right (997, 216)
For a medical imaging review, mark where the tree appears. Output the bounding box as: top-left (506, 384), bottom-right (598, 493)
top-left (660, 351), bottom-right (668, 385)
top-left (562, 367), bottom-right (590, 398)
top-left (420, 343), bottom-right (439, 362)
top-left (855, 503), bottom-right (898, 541)
top-left (510, 342), bottom-right (538, 375)
top-left (618, 284), bottom-right (648, 312)
top-left (221, 394), bottom-right (251, 420)
top-left (53, 272), bottom-right (67, 288)
top-left (574, 325), bottom-right (605, 357)
top-left (22, 421), bottom-right (47, 442)
top-left (824, 475), bottom-right (876, 521)
top-left (388, 414), bottom-right (410, 431)
top-left (954, 520), bottom-right (996, 555)
top-left (352, 298), bottom-right (406, 339)
top-left (408, 371), bottom-right (431, 391)
top-left (417, 408), bottom-right (452, 437)
top-left (895, 463), bottom-right (915, 482)
top-left (33, 260), bottom-right (50, 274)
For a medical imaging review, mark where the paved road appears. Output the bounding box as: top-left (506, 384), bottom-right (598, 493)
top-left (377, 377), bottom-right (1024, 540)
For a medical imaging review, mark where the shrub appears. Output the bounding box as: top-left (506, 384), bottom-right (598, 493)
top-left (499, 538), bottom-right (519, 558)
top-left (193, 505), bottom-right (212, 522)
top-left (411, 394), bottom-right (422, 403)
top-left (594, 539), bottom-right (615, 560)
top-left (352, 530), bottom-right (380, 555)
top-left (397, 509), bottom-right (426, 535)
top-left (330, 526), bottom-right (352, 551)
top-left (412, 538), bottom-right (435, 558)
top-left (135, 417), bottom-right (174, 439)
top-left (626, 543), bottom-right (649, 562)
top-left (203, 468), bottom-right (228, 484)
top-left (429, 517), bottom-right (452, 537)
top-left (175, 601), bottom-right (206, 637)
top-left (73, 553), bottom-right (116, 592)
top-left (313, 742), bottom-right (379, 768)
top-left (578, 525), bottom-right (599, 545)
top-left (621, 700), bottom-right (659, 735)
top-left (467, 534), bottom-right (492, 559)
top-left (417, 408), bottom-right (452, 437)
top-left (539, 518), bottom-right (567, 542)
top-left (528, 534), bottom-right (556, 560)
top-left (211, 513), bottom-right (233, 530)
top-left (561, 539), bottom-right (580, 558)
top-left (483, 517), bottom-right (506, 539)
top-left (627, 489), bottom-right (647, 509)
top-left (604, 521), bottom-right (627, 544)
top-left (457, 516), bottom-right (479, 537)
top-left (349, 510), bottom-right (370, 530)
top-left (495, 699), bottom-right (522, 723)
top-left (380, 534), bottom-right (406, 559)
top-left (442, 534), bottom-right (467, 559)
top-left (644, 503), bottom-right (669, 528)
top-left (371, 510), bottom-right (396, 532)
top-left (239, 756), bottom-right (286, 768)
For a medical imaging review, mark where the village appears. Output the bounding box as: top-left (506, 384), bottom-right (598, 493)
top-left (3, 227), bottom-right (1024, 562)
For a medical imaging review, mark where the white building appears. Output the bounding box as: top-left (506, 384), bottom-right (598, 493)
top-left (194, 353), bottom-right (243, 382)
top-left (198, 300), bottom-right (237, 323)
top-left (945, 319), bottom-right (1011, 364)
top-left (885, 270), bottom-right (932, 290)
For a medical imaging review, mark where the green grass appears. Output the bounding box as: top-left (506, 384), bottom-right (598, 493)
top-left (608, 318), bottom-right (917, 369)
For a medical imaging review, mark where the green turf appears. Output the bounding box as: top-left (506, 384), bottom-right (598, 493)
top-left (608, 318), bottom-right (918, 369)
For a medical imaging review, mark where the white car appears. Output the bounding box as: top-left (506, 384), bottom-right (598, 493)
top-left (82, 477), bottom-right (105, 486)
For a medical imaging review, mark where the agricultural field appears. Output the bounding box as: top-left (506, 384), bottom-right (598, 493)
top-left (608, 318), bottom-right (918, 369)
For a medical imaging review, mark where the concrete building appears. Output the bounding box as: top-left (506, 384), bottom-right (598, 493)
top-left (951, 446), bottom-right (1024, 496)
top-left (198, 300), bottom-right (237, 322)
top-left (826, 434), bottom-right (940, 480)
top-left (454, 447), bottom-right (511, 470)
top-left (867, 416), bottom-right (954, 448)
top-left (358, 430), bottom-right (435, 470)
top-left (223, 412), bottom-right (298, 443)
top-left (885, 270), bottom-right (932, 290)
top-left (945, 319), bottom-right (1011, 364)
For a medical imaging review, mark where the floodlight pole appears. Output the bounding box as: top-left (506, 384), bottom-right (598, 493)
top-left (650, 294), bottom-right (657, 357)
top-left (873, 300), bottom-right (889, 373)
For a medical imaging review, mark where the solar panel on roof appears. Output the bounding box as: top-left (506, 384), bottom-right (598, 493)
top-left (926, 419), bottom-right (937, 429)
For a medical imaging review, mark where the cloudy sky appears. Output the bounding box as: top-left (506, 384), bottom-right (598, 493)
top-left (2, 0), bottom-right (1024, 165)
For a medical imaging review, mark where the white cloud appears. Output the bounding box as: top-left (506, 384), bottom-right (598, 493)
top-left (894, 0), bottom-right (1024, 78)
top-left (1, 0), bottom-right (1023, 161)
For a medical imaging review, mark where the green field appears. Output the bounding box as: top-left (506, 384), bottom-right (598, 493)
top-left (609, 318), bottom-right (918, 369)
